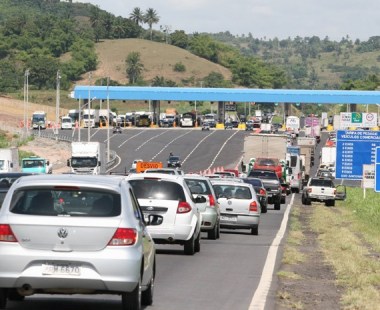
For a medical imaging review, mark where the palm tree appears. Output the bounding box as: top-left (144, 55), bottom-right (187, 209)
top-left (144, 8), bottom-right (159, 40)
top-left (129, 7), bottom-right (144, 26)
top-left (126, 52), bottom-right (144, 84)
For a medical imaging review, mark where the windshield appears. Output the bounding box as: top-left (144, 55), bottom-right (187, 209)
top-left (22, 159), bottom-right (45, 168)
top-left (249, 170), bottom-right (277, 179)
top-left (71, 157), bottom-right (98, 168)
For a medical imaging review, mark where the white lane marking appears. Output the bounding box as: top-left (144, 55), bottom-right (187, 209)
top-left (206, 130), bottom-right (240, 170)
top-left (90, 128), bottom-right (100, 140)
top-left (106, 153), bottom-right (121, 173)
top-left (118, 131), bottom-right (145, 148)
top-left (150, 130), bottom-right (193, 161)
top-left (248, 194), bottom-right (294, 310)
top-left (182, 131), bottom-right (216, 164)
top-left (135, 131), bottom-right (169, 151)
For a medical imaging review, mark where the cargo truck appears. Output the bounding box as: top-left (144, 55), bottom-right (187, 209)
top-left (0, 148), bottom-right (20, 173)
top-left (67, 142), bottom-right (106, 175)
top-left (21, 156), bottom-right (52, 174)
top-left (297, 137), bottom-right (316, 185)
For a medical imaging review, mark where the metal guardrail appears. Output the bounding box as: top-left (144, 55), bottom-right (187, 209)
top-left (31, 130), bottom-right (117, 169)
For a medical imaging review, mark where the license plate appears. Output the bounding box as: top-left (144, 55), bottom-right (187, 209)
top-left (221, 215), bottom-right (237, 222)
top-left (42, 263), bottom-right (81, 276)
top-left (317, 196), bottom-right (327, 200)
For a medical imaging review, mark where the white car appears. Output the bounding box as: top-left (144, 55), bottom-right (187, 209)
top-left (127, 173), bottom-right (203, 255)
top-left (0, 174), bottom-right (162, 309)
top-left (184, 175), bottom-right (221, 240)
top-left (211, 180), bottom-right (261, 235)
top-left (144, 168), bottom-right (185, 175)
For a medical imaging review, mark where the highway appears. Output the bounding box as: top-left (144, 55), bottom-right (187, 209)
top-left (8, 127), bottom-right (294, 310)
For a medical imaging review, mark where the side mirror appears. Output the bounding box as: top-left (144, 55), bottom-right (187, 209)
top-left (146, 214), bottom-right (163, 226)
top-left (98, 161), bottom-right (101, 166)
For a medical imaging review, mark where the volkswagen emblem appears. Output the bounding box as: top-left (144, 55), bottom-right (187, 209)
top-left (228, 200), bottom-right (232, 205)
top-left (57, 228), bottom-right (68, 239)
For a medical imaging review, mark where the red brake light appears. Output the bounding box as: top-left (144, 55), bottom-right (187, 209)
top-left (177, 201), bottom-right (192, 214)
top-left (0, 224), bottom-right (18, 242)
top-left (259, 188), bottom-right (266, 196)
top-left (108, 228), bottom-right (137, 246)
top-left (208, 194), bottom-right (216, 207)
top-left (249, 201), bottom-right (258, 212)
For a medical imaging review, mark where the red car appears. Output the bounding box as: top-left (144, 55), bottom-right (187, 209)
top-left (253, 158), bottom-right (282, 179)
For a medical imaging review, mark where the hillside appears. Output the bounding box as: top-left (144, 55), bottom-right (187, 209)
top-left (74, 39), bottom-right (232, 86)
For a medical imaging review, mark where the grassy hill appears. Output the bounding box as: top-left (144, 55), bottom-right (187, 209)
top-left (74, 39), bottom-right (232, 86)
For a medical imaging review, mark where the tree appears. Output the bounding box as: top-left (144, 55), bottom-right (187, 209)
top-left (129, 7), bottom-right (144, 26)
top-left (144, 8), bottom-right (159, 40)
top-left (126, 51), bottom-right (144, 84)
top-left (170, 30), bottom-right (189, 49)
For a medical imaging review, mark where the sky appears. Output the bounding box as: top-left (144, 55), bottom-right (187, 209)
top-left (73, 0), bottom-right (379, 41)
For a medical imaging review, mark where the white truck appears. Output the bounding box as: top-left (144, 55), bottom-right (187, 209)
top-left (82, 109), bottom-right (96, 128)
top-left (302, 177), bottom-right (346, 207)
top-left (67, 142), bottom-right (106, 175)
top-left (0, 148), bottom-right (19, 173)
top-left (297, 137), bottom-right (316, 186)
top-left (321, 146), bottom-right (336, 166)
top-left (31, 111), bottom-right (47, 130)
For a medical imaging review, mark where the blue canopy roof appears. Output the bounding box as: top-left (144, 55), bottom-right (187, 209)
top-left (73, 86), bottom-right (380, 104)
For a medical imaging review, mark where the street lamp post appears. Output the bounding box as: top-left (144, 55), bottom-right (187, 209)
top-left (88, 72), bottom-right (92, 142)
top-left (23, 69), bottom-right (30, 137)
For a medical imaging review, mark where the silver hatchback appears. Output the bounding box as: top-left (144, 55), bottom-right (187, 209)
top-left (0, 174), bottom-right (162, 310)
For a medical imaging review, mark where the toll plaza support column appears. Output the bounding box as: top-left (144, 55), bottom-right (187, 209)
top-left (216, 101), bottom-right (225, 128)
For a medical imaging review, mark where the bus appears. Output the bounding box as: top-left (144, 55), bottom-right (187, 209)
top-left (31, 111), bottom-right (47, 130)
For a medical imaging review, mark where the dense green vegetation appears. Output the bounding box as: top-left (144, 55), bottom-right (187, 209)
top-left (0, 0), bottom-right (378, 95)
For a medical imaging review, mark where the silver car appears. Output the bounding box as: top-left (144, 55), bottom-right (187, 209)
top-left (211, 180), bottom-right (261, 235)
top-left (0, 174), bottom-right (161, 310)
top-left (184, 175), bottom-right (221, 240)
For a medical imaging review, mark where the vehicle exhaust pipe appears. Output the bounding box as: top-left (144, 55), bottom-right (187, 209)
top-left (18, 284), bottom-right (34, 296)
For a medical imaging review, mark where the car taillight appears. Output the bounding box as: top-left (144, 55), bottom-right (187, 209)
top-left (259, 188), bottom-right (266, 196)
top-left (108, 228), bottom-right (137, 246)
top-left (249, 201), bottom-right (258, 212)
top-left (0, 224), bottom-right (18, 242)
top-left (177, 201), bottom-right (192, 214)
top-left (208, 194), bottom-right (216, 207)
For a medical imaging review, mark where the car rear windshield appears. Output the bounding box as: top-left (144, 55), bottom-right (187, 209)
top-left (255, 158), bottom-right (278, 166)
top-left (129, 179), bottom-right (186, 201)
top-left (9, 188), bottom-right (121, 217)
top-left (212, 184), bottom-right (252, 200)
top-left (249, 170), bottom-right (277, 179)
top-left (242, 178), bottom-right (263, 187)
top-left (185, 179), bottom-right (212, 195)
top-left (309, 179), bottom-right (334, 187)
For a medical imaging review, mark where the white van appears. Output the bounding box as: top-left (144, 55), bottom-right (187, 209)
top-left (286, 146), bottom-right (302, 193)
top-left (61, 116), bottom-right (73, 130)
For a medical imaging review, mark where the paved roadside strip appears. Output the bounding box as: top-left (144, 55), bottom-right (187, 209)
top-left (248, 194), bottom-right (294, 310)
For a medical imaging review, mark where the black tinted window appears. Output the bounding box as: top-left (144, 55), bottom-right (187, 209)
top-left (309, 179), bottom-right (334, 187)
top-left (129, 179), bottom-right (186, 201)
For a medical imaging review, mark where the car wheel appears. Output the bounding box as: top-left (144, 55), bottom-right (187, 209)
top-left (304, 198), bottom-right (311, 205)
top-left (251, 225), bottom-right (259, 235)
top-left (325, 200), bottom-right (335, 207)
top-left (122, 278), bottom-right (142, 310)
top-left (274, 200), bottom-right (281, 210)
top-left (281, 196), bottom-right (286, 204)
top-left (7, 289), bottom-right (24, 301)
top-left (0, 288), bottom-right (7, 309)
top-left (216, 222), bottom-right (221, 239)
top-left (194, 230), bottom-right (201, 253)
top-left (184, 233), bottom-right (195, 255)
top-left (141, 261), bottom-right (155, 306)
top-left (208, 223), bottom-right (218, 240)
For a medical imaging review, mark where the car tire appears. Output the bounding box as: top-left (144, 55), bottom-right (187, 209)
top-left (7, 289), bottom-right (24, 301)
top-left (274, 200), bottom-right (281, 210)
top-left (208, 224), bottom-right (218, 240)
top-left (216, 222), bottom-right (221, 239)
top-left (325, 200), bottom-right (335, 207)
top-left (0, 288), bottom-right (7, 309)
top-left (251, 225), bottom-right (259, 235)
top-left (141, 261), bottom-right (155, 306)
top-left (122, 278), bottom-right (142, 310)
top-left (281, 196), bottom-right (286, 204)
top-left (184, 233), bottom-right (195, 255)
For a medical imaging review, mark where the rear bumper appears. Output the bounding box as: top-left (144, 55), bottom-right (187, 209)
top-left (220, 213), bottom-right (260, 229)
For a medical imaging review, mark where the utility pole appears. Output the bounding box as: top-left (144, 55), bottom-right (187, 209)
top-left (56, 70), bottom-right (61, 136)
top-left (88, 72), bottom-right (92, 142)
top-left (107, 77), bottom-right (110, 163)
top-left (24, 69), bottom-right (30, 136)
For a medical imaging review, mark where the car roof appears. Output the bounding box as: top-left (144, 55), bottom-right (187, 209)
top-left (210, 180), bottom-right (251, 187)
top-left (11, 174), bottom-right (124, 192)
top-left (127, 173), bottom-right (184, 182)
